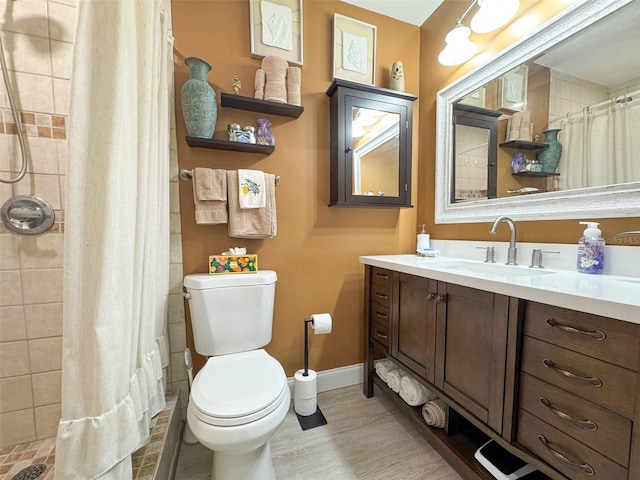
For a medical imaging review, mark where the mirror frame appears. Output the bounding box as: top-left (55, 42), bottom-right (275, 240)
top-left (435, 0), bottom-right (639, 224)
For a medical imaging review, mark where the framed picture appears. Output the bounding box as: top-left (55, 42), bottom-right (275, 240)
top-left (333, 13), bottom-right (376, 85)
top-left (499, 64), bottom-right (528, 112)
top-left (249, 0), bottom-right (303, 66)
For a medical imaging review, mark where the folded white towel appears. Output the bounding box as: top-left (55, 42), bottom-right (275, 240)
top-left (422, 399), bottom-right (448, 429)
top-left (374, 359), bottom-right (397, 383)
top-left (238, 169), bottom-right (266, 209)
top-left (399, 375), bottom-right (437, 406)
top-left (386, 369), bottom-right (407, 393)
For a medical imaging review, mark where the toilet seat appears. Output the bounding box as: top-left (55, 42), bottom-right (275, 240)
top-left (190, 349), bottom-right (288, 427)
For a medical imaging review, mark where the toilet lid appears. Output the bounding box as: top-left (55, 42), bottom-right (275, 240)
top-left (191, 349), bottom-right (287, 425)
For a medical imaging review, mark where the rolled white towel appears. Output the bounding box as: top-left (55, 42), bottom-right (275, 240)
top-left (399, 375), bottom-right (437, 406)
top-left (374, 359), bottom-right (397, 383)
top-left (386, 368), bottom-right (407, 393)
top-left (422, 399), bottom-right (448, 428)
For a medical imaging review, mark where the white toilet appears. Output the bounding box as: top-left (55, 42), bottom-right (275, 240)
top-left (183, 271), bottom-right (290, 480)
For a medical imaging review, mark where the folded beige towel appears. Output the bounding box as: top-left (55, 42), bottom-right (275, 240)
top-left (227, 171), bottom-right (277, 238)
top-left (387, 368), bottom-right (407, 393)
top-left (287, 66), bottom-right (301, 105)
top-left (192, 168), bottom-right (228, 225)
top-left (263, 56), bottom-right (288, 103)
top-left (399, 375), bottom-right (437, 406)
top-left (422, 399), bottom-right (448, 429)
top-left (255, 69), bottom-right (266, 99)
top-left (264, 82), bottom-right (287, 103)
top-left (374, 359), bottom-right (397, 383)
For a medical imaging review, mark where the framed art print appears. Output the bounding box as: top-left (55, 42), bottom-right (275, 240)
top-left (499, 64), bottom-right (528, 112)
top-left (249, 0), bottom-right (303, 66)
top-left (333, 13), bottom-right (376, 85)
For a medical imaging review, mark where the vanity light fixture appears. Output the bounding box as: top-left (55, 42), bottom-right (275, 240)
top-left (438, 0), bottom-right (520, 66)
top-left (470, 0), bottom-right (520, 34)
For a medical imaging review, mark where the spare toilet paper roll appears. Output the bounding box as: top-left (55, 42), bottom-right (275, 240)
top-left (311, 313), bottom-right (332, 334)
top-left (294, 369), bottom-right (318, 416)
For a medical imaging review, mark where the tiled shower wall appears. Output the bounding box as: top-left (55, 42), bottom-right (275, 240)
top-left (0, 0), bottom-right (187, 449)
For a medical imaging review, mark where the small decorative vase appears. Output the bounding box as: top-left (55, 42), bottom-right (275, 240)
top-left (390, 61), bottom-right (405, 92)
top-left (538, 129), bottom-right (562, 173)
top-left (511, 152), bottom-right (525, 174)
top-left (256, 118), bottom-right (275, 146)
top-left (181, 57), bottom-right (217, 138)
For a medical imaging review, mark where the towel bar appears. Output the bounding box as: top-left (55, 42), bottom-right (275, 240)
top-left (179, 169), bottom-right (280, 186)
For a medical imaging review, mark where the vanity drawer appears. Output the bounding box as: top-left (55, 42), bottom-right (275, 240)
top-left (518, 409), bottom-right (628, 480)
top-left (370, 303), bottom-right (390, 327)
top-left (519, 373), bottom-right (632, 467)
top-left (371, 283), bottom-right (391, 308)
top-left (370, 319), bottom-right (390, 348)
top-left (371, 267), bottom-right (392, 289)
top-left (523, 302), bottom-right (639, 370)
top-left (521, 336), bottom-right (637, 418)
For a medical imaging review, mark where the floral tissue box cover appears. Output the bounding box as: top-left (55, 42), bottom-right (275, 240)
top-left (209, 255), bottom-right (258, 274)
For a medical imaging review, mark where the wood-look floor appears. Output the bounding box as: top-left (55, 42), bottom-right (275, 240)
top-left (175, 385), bottom-right (462, 480)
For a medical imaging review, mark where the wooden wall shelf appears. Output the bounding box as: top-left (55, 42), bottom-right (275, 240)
top-left (512, 171), bottom-right (560, 177)
top-left (185, 136), bottom-right (275, 154)
top-left (500, 140), bottom-right (547, 150)
top-left (220, 92), bottom-right (304, 118)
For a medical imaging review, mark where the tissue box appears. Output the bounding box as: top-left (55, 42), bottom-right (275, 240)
top-left (209, 254), bottom-right (258, 274)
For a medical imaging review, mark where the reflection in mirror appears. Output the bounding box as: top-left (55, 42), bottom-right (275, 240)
top-left (435, 0), bottom-right (640, 223)
top-left (351, 107), bottom-right (400, 197)
top-left (454, 124), bottom-right (490, 201)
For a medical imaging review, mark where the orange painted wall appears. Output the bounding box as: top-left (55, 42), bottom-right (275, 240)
top-left (171, 1), bottom-right (421, 375)
top-left (418, 0), bottom-right (640, 244)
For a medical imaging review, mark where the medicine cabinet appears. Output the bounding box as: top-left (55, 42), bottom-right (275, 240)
top-left (326, 79), bottom-right (417, 207)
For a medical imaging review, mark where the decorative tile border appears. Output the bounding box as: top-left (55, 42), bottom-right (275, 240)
top-left (0, 110), bottom-right (67, 140)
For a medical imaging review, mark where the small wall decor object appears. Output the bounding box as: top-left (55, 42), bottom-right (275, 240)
top-left (249, 0), bottom-right (303, 66)
top-left (228, 123), bottom-right (241, 141)
top-left (511, 152), bottom-right (525, 173)
top-left (262, 55), bottom-right (288, 103)
top-left (538, 128), bottom-right (563, 173)
top-left (181, 57), bottom-right (217, 138)
top-left (390, 61), bottom-right (405, 91)
top-left (287, 66), bottom-right (301, 105)
top-left (231, 75), bottom-right (242, 95)
top-left (243, 125), bottom-right (257, 144)
top-left (255, 69), bottom-right (266, 99)
top-left (257, 118), bottom-right (275, 146)
top-left (333, 14), bottom-right (376, 85)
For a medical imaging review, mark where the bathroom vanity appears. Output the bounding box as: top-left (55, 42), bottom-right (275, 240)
top-left (361, 254), bottom-right (640, 480)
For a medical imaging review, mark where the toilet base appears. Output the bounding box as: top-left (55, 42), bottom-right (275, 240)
top-left (212, 441), bottom-right (276, 480)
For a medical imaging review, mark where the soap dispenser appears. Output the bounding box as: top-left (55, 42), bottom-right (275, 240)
top-left (417, 224), bottom-right (430, 253)
top-left (577, 221), bottom-right (605, 274)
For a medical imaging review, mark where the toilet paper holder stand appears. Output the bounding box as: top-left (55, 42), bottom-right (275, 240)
top-left (303, 317), bottom-right (314, 377)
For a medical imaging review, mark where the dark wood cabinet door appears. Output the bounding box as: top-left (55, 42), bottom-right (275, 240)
top-left (391, 273), bottom-right (437, 382)
top-left (435, 283), bottom-right (509, 434)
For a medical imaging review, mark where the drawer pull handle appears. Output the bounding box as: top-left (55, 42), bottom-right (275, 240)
top-left (539, 397), bottom-right (598, 431)
top-left (375, 331), bottom-right (388, 340)
top-left (542, 359), bottom-right (603, 387)
top-left (375, 293), bottom-right (388, 300)
top-left (375, 273), bottom-right (389, 280)
top-left (537, 435), bottom-right (595, 476)
top-left (545, 318), bottom-right (606, 340)
top-left (375, 312), bottom-right (388, 320)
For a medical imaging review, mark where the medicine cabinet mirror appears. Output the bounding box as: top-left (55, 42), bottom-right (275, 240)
top-left (435, 0), bottom-right (640, 223)
top-left (327, 79), bottom-right (417, 207)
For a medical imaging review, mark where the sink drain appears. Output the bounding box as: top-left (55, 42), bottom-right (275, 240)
top-left (11, 464), bottom-right (47, 480)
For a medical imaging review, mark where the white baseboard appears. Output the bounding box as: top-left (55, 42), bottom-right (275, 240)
top-left (287, 363), bottom-right (363, 393)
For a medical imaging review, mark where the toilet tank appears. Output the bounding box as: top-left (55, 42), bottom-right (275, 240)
top-left (183, 271), bottom-right (277, 356)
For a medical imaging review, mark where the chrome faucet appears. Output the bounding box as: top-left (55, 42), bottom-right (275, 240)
top-left (490, 216), bottom-right (518, 265)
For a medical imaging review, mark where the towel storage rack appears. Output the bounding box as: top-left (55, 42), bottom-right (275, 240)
top-left (179, 169), bottom-right (280, 186)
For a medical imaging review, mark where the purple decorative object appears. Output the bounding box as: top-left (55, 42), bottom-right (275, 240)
top-left (257, 118), bottom-right (275, 146)
top-left (511, 152), bottom-right (525, 173)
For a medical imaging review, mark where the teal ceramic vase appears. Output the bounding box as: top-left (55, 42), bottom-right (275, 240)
top-left (538, 129), bottom-right (562, 173)
top-left (181, 57), bottom-right (217, 138)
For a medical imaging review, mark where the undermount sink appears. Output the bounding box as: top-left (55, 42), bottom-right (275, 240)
top-left (429, 260), bottom-right (555, 277)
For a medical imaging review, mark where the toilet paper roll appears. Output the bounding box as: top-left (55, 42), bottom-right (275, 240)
top-left (294, 369), bottom-right (318, 416)
top-left (311, 313), bottom-right (332, 334)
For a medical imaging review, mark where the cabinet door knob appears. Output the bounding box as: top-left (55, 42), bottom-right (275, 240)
top-left (345, 146), bottom-right (352, 153)
top-left (426, 293), bottom-right (436, 301)
top-left (435, 294), bottom-right (446, 304)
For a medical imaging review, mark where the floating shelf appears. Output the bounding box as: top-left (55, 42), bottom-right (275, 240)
top-left (185, 136), bottom-right (275, 154)
top-left (512, 171), bottom-right (560, 177)
top-left (220, 92), bottom-right (304, 118)
top-left (500, 140), bottom-right (547, 150)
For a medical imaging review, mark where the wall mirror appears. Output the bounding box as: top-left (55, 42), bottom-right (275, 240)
top-left (435, 0), bottom-right (640, 223)
top-left (327, 79), bottom-right (417, 207)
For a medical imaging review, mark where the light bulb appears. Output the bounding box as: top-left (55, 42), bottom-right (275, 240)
top-left (438, 24), bottom-right (477, 66)
top-left (470, 0), bottom-right (520, 34)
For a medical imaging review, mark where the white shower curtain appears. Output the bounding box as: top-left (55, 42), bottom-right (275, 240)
top-left (559, 100), bottom-right (640, 190)
top-left (56, 1), bottom-right (172, 478)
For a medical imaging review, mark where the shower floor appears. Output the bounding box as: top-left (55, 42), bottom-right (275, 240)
top-left (0, 390), bottom-right (179, 480)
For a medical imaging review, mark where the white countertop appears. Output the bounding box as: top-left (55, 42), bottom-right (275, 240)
top-left (360, 254), bottom-right (640, 325)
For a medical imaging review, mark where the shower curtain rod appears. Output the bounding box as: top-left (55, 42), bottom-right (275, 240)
top-left (179, 168), bottom-right (280, 185)
top-left (565, 88), bottom-right (640, 119)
